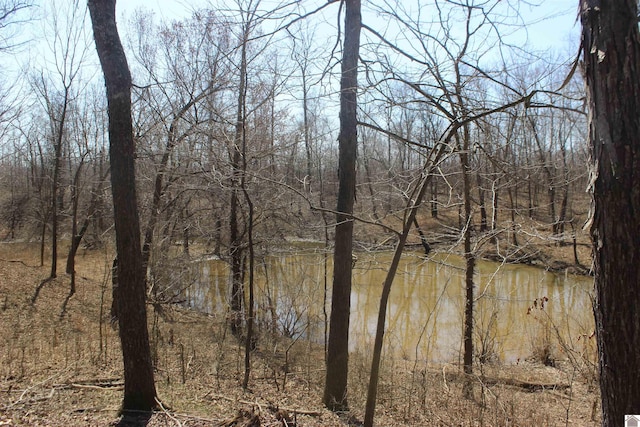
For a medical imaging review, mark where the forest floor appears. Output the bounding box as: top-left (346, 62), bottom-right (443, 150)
top-left (0, 239), bottom-right (600, 426)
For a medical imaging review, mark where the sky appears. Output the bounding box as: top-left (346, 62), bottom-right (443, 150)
top-left (2, 0), bottom-right (582, 69)
top-left (113, 0), bottom-right (582, 91)
top-left (518, 1), bottom-right (580, 53)
top-left (115, 0), bottom-right (581, 52)
top-left (1, 0), bottom-right (582, 110)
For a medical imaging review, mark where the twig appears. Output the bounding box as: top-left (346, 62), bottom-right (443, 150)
top-left (53, 378), bottom-right (124, 389)
top-left (9, 373), bottom-right (61, 407)
top-left (67, 383), bottom-right (123, 391)
top-left (442, 365), bottom-right (449, 393)
top-left (155, 397), bottom-right (183, 427)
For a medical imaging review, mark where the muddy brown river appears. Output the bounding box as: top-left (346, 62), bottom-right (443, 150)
top-left (187, 250), bottom-right (594, 364)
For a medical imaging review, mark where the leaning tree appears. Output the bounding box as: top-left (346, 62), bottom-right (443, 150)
top-left (87, 0), bottom-right (157, 412)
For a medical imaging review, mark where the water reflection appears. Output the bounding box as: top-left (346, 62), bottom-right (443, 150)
top-left (186, 251), bottom-right (594, 363)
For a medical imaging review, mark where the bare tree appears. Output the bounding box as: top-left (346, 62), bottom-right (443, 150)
top-left (126, 10), bottom-right (227, 284)
top-left (28, 0), bottom-right (89, 304)
top-left (87, 0), bottom-right (157, 412)
top-left (0, 0), bottom-right (31, 52)
top-left (324, 0), bottom-right (361, 412)
top-left (580, 1), bottom-right (640, 425)
top-left (0, 1), bottom-right (31, 136)
top-left (65, 89), bottom-right (110, 301)
top-left (357, 1), bottom-right (574, 422)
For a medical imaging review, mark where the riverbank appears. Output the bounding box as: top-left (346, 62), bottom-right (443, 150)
top-left (349, 209), bottom-right (594, 276)
top-left (0, 242), bottom-right (600, 426)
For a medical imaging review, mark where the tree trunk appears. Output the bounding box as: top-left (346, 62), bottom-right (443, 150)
top-left (88, 0), bottom-right (157, 412)
top-left (241, 136), bottom-right (255, 390)
top-left (460, 125), bottom-right (475, 399)
top-left (39, 213), bottom-right (47, 267)
top-left (363, 131), bottom-right (452, 427)
top-left (66, 154), bottom-right (95, 293)
top-left (182, 208), bottom-right (190, 256)
top-left (507, 187), bottom-right (518, 247)
top-left (363, 175), bottom-right (433, 427)
top-left (362, 141), bottom-right (379, 221)
top-left (477, 170), bottom-right (487, 232)
top-left (580, 1), bottom-right (640, 425)
top-left (323, 0), bottom-right (361, 412)
top-left (557, 135), bottom-right (569, 240)
top-left (50, 91), bottom-right (69, 279)
top-left (430, 178), bottom-right (438, 218)
top-left (229, 18), bottom-right (249, 337)
top-left (528, 116), bottom-right (558, 234)
top-left (302, 72), bottom-right (313, 182)
top-left (412, 216), bottom-right (431, 255)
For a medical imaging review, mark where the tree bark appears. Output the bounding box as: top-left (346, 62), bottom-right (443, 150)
top-left (430, 178), bottom-right (438, 218)
top-left (459, 124), bottom-right (475, 399)
top-left (87, 0), bottom-right (157, 412)
top-left (229, 14), bottom-right (250, 337)
top-left (49, 86), bottom-right (70, 280)
top-left (324, 0), bottom-right (361, 412)
top-left (580, 1), bottom-right (640, 425)
top-left (477, 170), bottom-right (487, 232)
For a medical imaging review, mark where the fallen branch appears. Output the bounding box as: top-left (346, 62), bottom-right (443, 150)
top-left (155, 397), bottom-right (183, 427)
top-left (480, 375), bottom-right (570, 392)
top-left (8, 373), bottom-right (62, 407)
top-left (8, 387), bottom-right (56, 408)
top-left (66, 383), bottom-right (123, 391)
top-left (444, 369), bottom-right (570, 392)
top-left (53, 378), bottom-right (124, 390)
top-left (0, 258), bottom-right (36, 268)
top-left (209, 394), bottom-right (322, 417)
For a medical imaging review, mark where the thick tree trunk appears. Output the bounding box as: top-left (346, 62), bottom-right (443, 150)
top-left (580, 1), bottom-right (640, 425)
top-left (88, 0), bottom-right (157, 412)
top-left (324, 0), bottom-right (361, 412)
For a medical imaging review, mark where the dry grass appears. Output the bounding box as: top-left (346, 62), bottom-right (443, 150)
top-left (0, 241), bottom-right (600, 426)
